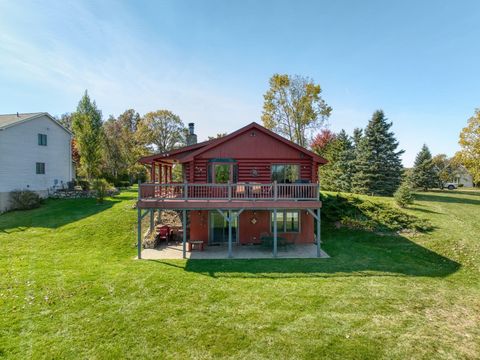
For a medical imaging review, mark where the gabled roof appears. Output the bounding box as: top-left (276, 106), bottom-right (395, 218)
top-left (0, 112), bottom-right (72, 135)
top-left (139, 122), bottom-right (327, 165)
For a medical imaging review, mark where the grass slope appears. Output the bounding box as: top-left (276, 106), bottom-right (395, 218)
top-left (0, 190), bottom-right (479, 359)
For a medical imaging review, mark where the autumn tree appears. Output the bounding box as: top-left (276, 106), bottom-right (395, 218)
top-left (71, 90), bottom-right (103, 180)
top-left (261, 74), bottom-right (332, 148)
top-left (139, 110), bottom-right (186, 153)
top-left (456, 109), bottom-right (480, 185)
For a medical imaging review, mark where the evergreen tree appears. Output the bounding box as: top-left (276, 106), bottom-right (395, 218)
top-left (351, 110), bottom-right (404, 196)
top-left (71, 90), bottom-right (103, 180)
top-left (394, 181), bottom-right (414, 208)
top-left (319, 130), bottom-right (355, 192)
top-left (411, 144), bottom-right (437, 190)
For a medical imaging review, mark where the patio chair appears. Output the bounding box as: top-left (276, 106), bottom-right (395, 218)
top-left (156, 225), bottom-right (171, 245)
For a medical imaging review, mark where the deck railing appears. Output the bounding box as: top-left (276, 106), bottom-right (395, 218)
top-left (139, 182), bottom-right (319, 201)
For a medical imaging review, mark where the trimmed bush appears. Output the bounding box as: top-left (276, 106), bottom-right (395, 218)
top-left (394, 182), bottom-right (415, 208)
top-left (10, 189), bottom-right (42, 210)
top-left (92, 179), bottom-right (113, 204)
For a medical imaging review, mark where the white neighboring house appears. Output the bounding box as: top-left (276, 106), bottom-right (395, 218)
top-left (0, 112), bottom-right (73, 212)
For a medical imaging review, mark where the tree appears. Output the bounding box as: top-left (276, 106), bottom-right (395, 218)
top-left (411, 144), bottom-right (437, 190)
top-left (208, 133), bottom-right (228, 140)
top-left (101, 109), bottom-right (148, 184)
top-left (314, 130), bottom-right (355, 192)
top-left (71, 91), bottom-right (103, 180)
top-left (261, 74), bottom-right (332, 148)
top-left (139, 110), bottom-right (186, 153)
top-left (456, 109), bottom-right (480, 185)
top-left (432, 154), bottom-right (462, 187)
top-left (311, 129), bottom-right (335, 155)
top-left (394, 181), bottom-right (414, 208)
top-left (56, 113), bottom-right (73, 131)
top-left (351, 110), bottom-right (404, 196)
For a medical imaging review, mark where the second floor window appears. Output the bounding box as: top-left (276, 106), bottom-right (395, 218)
top-left (271, 164), bottom-right (299, 183)
top-left (38, 134), bottom-right (47, 146)
top-left (36, 162), bottom-right (45, 174)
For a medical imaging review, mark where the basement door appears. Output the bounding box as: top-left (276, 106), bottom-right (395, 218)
top-left (209, 211), bottom-right (238, 245)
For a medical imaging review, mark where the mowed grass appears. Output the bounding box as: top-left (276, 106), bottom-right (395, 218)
top-left (0, 189), bottom-right (479, 359)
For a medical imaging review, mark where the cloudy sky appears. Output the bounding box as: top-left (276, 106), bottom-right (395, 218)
top-left (1, 0), bottom-right (479, 166)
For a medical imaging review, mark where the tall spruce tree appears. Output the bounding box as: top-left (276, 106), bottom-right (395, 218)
top-left (351, 110), bottom-right (404, 196)
top-left (411, 144), bottom-right (437, 190)
top-left (319, 130), bottom-right (355, 192)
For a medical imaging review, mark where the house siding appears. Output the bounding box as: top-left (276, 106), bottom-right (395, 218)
top-left (0, 115), bottom-right (72, 211)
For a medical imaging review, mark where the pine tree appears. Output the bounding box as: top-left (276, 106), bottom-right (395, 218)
top-left (394, 180), bottom-right (414, 208)
top-left (317, 130), bottom-right (355, 192)
top-left (411, 144), bottom-right (437, 190)
top-left (351, 110), bottom-right (404, 196)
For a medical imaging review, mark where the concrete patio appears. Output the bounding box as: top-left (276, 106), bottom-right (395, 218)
top-left (140, 243), bottom-right (330, 260)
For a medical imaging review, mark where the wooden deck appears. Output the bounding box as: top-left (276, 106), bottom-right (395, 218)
top-left (137, 198), bottom-right (322, 209)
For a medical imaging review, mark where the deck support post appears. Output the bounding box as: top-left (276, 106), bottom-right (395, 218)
top-left (182, 210), bottom-right (187, 259)
top-left (137, 206), bottom-right (142, 260)
top-left (228, 210), bottom-right (233, 258)
top-left (273, 208), bottom-right (278, 258)
top-left (316, 208), bottom-right (321, 258)
top-left (149, 209), bottom-right (154, 233)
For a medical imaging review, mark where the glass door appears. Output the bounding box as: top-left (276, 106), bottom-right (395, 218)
top-left (209, 211), bottom-right (237, 244)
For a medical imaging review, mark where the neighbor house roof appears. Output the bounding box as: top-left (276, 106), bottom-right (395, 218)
top-left (0, 112), bottom-right (71, 134)
top-left (139, 122), bottom-right (328, 165)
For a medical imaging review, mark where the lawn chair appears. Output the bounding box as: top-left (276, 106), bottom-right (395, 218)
top-left (156, 225), bottom-right (171, 245)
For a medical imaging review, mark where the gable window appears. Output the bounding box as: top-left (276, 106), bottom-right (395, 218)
top-left (38, 134), bottom-right (47, 146)
top-left (271, 210), bottom-right (300, 233)
top-left (36, 162), bottom-right (45, 174)
top-left (271, 164), bottom-right (299, 183)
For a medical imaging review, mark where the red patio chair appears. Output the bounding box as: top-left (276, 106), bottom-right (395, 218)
top-left (156, 225), bottom-right (171, 244)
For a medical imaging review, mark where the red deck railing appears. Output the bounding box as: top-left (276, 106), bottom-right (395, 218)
top-left (139, 182), bottom-right (319, 201)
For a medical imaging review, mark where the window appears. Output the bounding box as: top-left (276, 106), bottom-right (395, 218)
top-left (36, 162), bottom-right (45, 174)
top-left (271, 210), bottom-right (300, 233)
top-left (38, 134), bottom-right (47, 146)
top-left (271, 164), bottom-right (299, 183)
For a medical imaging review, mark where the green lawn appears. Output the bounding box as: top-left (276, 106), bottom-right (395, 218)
top-left (1, 189), bottom-right (479, 359)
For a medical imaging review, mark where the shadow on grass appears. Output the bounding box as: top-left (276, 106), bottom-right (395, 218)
top-left (0, 195), bottom-right (128, 232)
top-left (151, 228), bottom-right (460, 279)
top-left (415, 192), bottom-right (480, 206)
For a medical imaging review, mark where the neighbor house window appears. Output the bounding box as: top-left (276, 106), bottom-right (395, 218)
top-left (271, 210), bottom-right (300, 233)
top-left (36, 162), bottom-right (45, 174)
top-left (271, 164), bottom-right (299, 183)
top-left (38, 134), bottom-right (47, 146)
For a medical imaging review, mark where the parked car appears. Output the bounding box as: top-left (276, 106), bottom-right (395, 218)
top-left (442, 182), bottom-right (457, 190)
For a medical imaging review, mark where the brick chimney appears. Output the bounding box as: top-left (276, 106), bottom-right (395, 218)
top-left (186, 122), bottom-right (197, 145)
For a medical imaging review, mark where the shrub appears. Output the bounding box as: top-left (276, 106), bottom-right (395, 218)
top-left (115, 180), bottom-right (131, 188)
top-left (394, 182), bottom-right (415, 208)
top-left (321, 192), bottom-right (430, 233)
top-left (458, 184), bottom-right (464, 188)
top-left (77, 180), bottom-right (91, 191)
top-left (10, 189), bottom-right (42, 210)
top-left (92, 179), bottom-right (113, 204)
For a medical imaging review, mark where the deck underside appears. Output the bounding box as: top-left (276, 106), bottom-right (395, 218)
top-left (137, 199), bottom-right (322, 210)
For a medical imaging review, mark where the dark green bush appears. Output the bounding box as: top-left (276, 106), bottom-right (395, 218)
top-left (10, 189), bottom-right (42, 210)
top-left (115, 181), bottom-right (131, 188)
top-left (321, 193), bottom-right (431, 233)
top-left (76, 180), bottom-right (91, 191)
top-left (394, 182), bottom-right (415, 208)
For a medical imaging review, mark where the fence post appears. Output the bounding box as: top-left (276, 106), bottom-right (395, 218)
top-left (228, 181), bottom-right (232, 201)
top-left (273, 180), bottom-right (278, 201)
top-left (184, 183), bottom-right (188, 200)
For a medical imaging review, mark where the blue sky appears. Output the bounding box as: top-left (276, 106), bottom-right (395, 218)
top-left (1, 0), bottom-right (479, 166)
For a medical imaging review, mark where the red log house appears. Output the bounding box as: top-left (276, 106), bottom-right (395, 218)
top-left (137, 122), bottom-right (327, 259)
